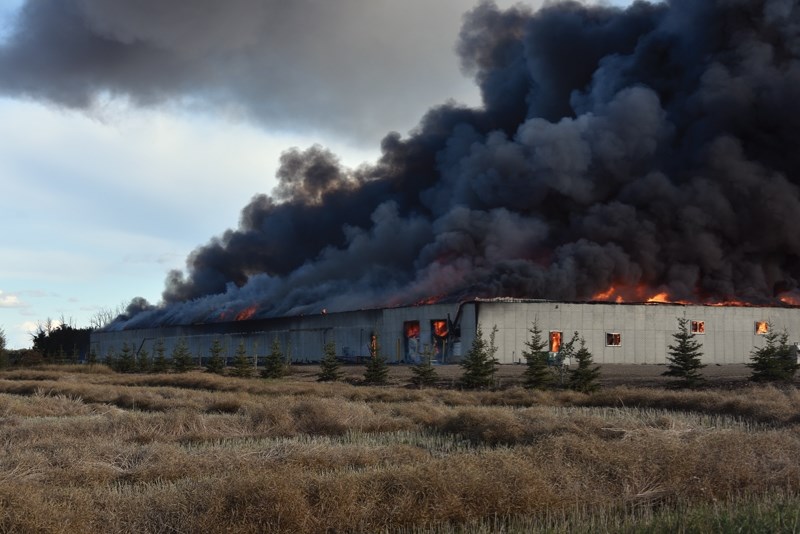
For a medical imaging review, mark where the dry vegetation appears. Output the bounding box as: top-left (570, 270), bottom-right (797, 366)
top-left (0, 364), bottom-right (798, 532)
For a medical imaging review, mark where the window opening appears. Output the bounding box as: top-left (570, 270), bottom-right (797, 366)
top-left (431, 320), bottom-right (448, 363)
top-left (549, 331), bottom-right (562, 353)
top-left (606, 333), bottom-right (622, 346)
top-left (755, 321), bottom-right (769, 335)
top-left (403, 321), bottom-right (420, 362)
top-left (691, 320), bottom-right (705, 334)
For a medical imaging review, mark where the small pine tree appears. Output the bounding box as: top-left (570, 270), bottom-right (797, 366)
top-left (363, 334), bottom-right (389, 385)
top-left (317, 341), bottom-right (343, 382)
top-left (748, 326), bottom-right (799, 382)
top-left (117, 343), bottom-right (135, 373)
top-left (136, 348), bottom-right (151, 373)
top-left (104, 348), bottom-right (117, 370)
top-left (410, 345), bottom-right (438, 387)
top-left (568, 338), bottom-right (601, 393)
top-left (0, 328), bottom-right (8, 369)
top-left (151, 339), bottom-right (170, 373)
top-left (663, 317), bottom-right (706, 388)
top-left (557, 332), bottom-right (579, 363)
top-left (87, 346), bottom-right (98, 366)
top-left (555, 331), bottom-right (579, 386)
top-left (460, 325), bottom-right (499, 389)
top-left (205, 338), bottom-right (226, 374)
top-left (70, 344), bottom-right (80, 364)
top-left (262, 338), bottom-right (287, 379)
top-left (522, 319), bottom-right (553, 389)
top-left (231, 341), bottom-right (254, 378)
top-left (171, 339), bottom-right (194, 373)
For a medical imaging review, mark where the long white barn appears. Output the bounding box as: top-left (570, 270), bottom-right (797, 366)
top-left (90, 300), bottom-right (800, 365)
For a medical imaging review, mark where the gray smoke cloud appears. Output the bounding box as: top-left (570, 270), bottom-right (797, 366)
top-left (15, 0), bottom-right (799, 329)
top-left (0, 0), bottom-right (512, 144)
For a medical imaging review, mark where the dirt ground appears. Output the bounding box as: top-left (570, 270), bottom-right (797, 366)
top-left (288, 362), bottom-right (763, 389)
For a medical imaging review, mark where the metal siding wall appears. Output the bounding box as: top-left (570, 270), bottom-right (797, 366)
top-left (458, 303), bottom-right (477, 362)
top-left (470, 302), bottom-right (800, 365)
top-left (381, 304), bottom-right (462, 363)
top-left (91, 303), bottom-right (800, 366)
top-left (91, 310), bottom-right (383, 363)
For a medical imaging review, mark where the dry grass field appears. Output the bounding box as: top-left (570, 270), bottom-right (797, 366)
top-left (0, 364), bottom-right (797, 533)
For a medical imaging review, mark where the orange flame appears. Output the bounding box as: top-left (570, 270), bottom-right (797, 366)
top-left (755, 321), bottom-right (769, 335)
top-left (591, 284), bottom-right (697, 305)
top-left (549, 331), bottom-right (562, 353)
top-left (235, 306), bottom-right (257, 321)
top-left (778, 292), bottom-right (800, 306)
top-left (706, 299), bottom-right (750, 307)
top-left (404, 321), bottom-right (420, 338)
top-left (592, 282), bottom-right (800, 307)
top-left (432, 320), bottom-right (448, 337)
top-left (415, 294), bottom-right (445, 306)
top-left (592, 286), bottom-right (621, 301)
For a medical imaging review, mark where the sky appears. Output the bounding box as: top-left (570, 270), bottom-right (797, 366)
top-left (0, 0), bottom-right (635, 349)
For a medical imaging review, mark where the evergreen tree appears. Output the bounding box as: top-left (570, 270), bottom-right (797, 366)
top-left (56, 345), bottom-right (67, 365)
top-left (116, 343), bottom-right (135, 373)
top-left (0, 327), bottom-right (8, 369)
top-left (317, 341), bottom-right (343, 382)
top-left (555, 331), bottom-right (579, 386)
top-left (205, 338), bottom-right (226, 374)
top-left (171, 339), bottom-right (194, 373)
top-left (262, 337), bottom-right (288, 379)
top-left (87, 346), bottom-right (98, 366)
top-left (136, 348), bottom-right (151, 373)
top-left (748, 326), bottom-right (799, 382)
top-left (231, 341), bottom-right (254, 378)
top-left (521, 319), bottom-right (553, 389)
top-left (663, 317), bottom-right (706, 388)
top-left (70, 344), bottom-right (80, 364)
top-left (104, 348), bottom-right (117, 370)
top-left (363, 334), bottom-right (389, 385)
top-left (568, 338), bottom-right (601, 393)
top-left (151, 339), bottom-right (170, 373)
top-left (557, 331), bottom-right (580, 363)
top-left (460, 325), bottom-right (499, 389)
top-left (410, 345), bottom-right (438, 387)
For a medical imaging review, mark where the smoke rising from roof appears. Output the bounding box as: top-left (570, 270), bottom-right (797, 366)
top-left (15, 0), bottom-right (800, 329)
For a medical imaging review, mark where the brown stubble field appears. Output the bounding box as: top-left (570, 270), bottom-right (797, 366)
top-left (0, 364), bottom-right (798, 533)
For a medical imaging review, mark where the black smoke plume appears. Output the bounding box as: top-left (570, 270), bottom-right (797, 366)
top-left (104, 0), bottom-right (800, 328)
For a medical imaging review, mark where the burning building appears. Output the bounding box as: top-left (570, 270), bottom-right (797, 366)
top-left (80, 0), bottom-right (800, 365)
top-left (90, 299), bottom-right (800, 365)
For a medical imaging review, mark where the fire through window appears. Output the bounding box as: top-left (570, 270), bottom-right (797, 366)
top-left (431, 320), bottom-right (449, 362)
top-left (549, 331), bottom-right (562, 353)
top-left (606, 333), bottom-right (621, 346)
top-left (691, 321), bottom-right (705, 334)
top-left (404, 321), bottom-right (420, 339)
top-left (432, 320), bottom-right (448, 338)
top-left (755, 321), bottom-right (769, 335)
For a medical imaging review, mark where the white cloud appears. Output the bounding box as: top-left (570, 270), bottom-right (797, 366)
top-left (19, 321), bottom-right (38, 333)
top-left (0, 291), bottom-right (22, 308)
top-left (0, 298), bottom-right (22, 308)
